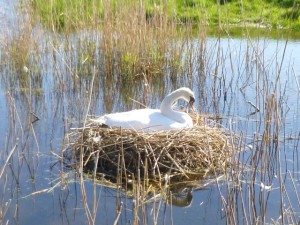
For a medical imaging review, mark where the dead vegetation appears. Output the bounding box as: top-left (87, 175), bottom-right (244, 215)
top-left (64, 115), bottom-right (235, 190)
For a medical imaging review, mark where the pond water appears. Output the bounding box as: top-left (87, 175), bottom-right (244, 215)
top-left (1, 1), bottom-right (300, 225)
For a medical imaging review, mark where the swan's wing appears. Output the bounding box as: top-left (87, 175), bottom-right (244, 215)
top-left (92, 109), bottom-right (160, 130)
top-left (92, 108), bottom-right (192, 132)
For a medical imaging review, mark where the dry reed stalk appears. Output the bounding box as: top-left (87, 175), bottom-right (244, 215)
top-left (0, 145), bottom-right (17, 179)
top-left (70, 64), bottom-right (99, 225)
top-left (113, 201), bottom-right (123, 225)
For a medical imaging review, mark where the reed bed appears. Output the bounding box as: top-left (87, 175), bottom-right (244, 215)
top-left (1, 1), bottom-right (298, 224)
top-left (64, 115), bottom-right (234, 189)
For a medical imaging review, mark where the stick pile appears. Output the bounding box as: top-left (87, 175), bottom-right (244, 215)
top-left (65, 116), bottom-right (233, 184)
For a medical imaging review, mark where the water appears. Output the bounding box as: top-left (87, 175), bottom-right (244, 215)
top-left (1, 2), bottom-right (300, 225)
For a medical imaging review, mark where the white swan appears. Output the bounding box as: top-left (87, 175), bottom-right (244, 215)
top-left (92, 87), bottom-right (195, 132)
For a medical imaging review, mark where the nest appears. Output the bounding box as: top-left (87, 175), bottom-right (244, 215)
top-left (65, 115), bottom-right (234, 187)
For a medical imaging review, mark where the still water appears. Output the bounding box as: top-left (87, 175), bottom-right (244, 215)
top-left (1, 2), bottom-right (300, 225)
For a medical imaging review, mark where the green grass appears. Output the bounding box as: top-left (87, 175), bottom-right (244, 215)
top-left (29, 0), bottom-right (104, 31)
top-left (29, 0), bottom-right (300, 31)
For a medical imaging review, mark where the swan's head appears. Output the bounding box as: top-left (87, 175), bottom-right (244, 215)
top-left (176, 87), bottom-right (195, 111)
top-left (160, 87), bottom-right (195, 125)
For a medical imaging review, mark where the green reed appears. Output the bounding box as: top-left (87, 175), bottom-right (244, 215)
top-left (30, 0), bottom-right (300, 31)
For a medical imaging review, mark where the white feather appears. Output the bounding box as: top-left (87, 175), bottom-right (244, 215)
top-left (92, 87), bottom-right (195, 132)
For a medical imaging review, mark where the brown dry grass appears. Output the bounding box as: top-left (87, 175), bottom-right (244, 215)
top-left (64, 115), bottom-right (234, 191)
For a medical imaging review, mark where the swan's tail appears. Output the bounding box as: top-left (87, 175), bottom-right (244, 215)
top-left (87, 116), bottom-right (108, 127)
top-left (90, 117), bottom-right (105, 124)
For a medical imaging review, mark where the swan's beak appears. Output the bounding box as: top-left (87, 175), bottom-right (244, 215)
top-left (189, 96), bottom-right (195, 112)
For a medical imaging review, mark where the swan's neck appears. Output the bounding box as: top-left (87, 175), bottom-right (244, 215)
top-left (160, 91), bottom-right (190, 124)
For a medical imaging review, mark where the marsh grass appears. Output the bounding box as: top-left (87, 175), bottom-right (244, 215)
top-left (0, 0), bottom-right (300, 225)
top-left (210, 37), bottom-right (300, 224)
top-left (30, 0), bottom-right (300, 30)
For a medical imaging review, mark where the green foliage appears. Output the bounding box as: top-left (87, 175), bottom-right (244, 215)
top-left (281, 5), bottom-right (300, 20)
top-left (121, 52), bottom-right (138, 80)
top-left (31, 0), bottom-right (104, 31)
top-left (30, 0), bottom-right (300, 31)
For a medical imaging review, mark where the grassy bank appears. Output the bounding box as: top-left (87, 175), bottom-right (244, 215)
top-left (29, 0), bottom-right (300, 31)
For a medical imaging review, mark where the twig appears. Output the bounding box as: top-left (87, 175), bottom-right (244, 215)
top-left (113, 202), bottom-right (123, 225)
top-left (247, 101), bottom-right (260, 112)
top-left (165, 151), bottom-right (189, 179)
top-left (0, 144), bottom-right (17, 179)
